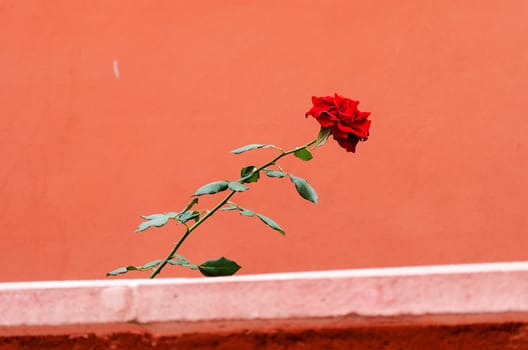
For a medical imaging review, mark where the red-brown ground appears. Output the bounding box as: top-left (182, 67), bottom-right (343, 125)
top-left (2, 323), bottom-right (528, 350)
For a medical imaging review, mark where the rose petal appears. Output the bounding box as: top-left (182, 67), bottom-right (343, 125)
top-left (334, 94), bottom-right (359, 119)
top-left (356, 111), bottom-right (371, 120)
top-left (312, 95), bottom-right (335, 107)
top-left (334, 121), bottom-right (356, 134)
top-left (349, 119), bottom-right (371, 140)
top-left (335, 134), bottom-right (360, 153)
top-left (331, 125), bottom-right (349, 139)
top-left (315, 112), bottom-right (339, 127)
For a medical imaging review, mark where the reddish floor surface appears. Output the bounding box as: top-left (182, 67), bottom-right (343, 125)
top-left (2, 323), bottom-right (528, 350)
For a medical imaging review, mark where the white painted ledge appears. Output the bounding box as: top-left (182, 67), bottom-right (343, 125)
top-left (1, 262), bottom-right (528, 336)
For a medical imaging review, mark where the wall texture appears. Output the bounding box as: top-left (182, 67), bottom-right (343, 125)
top-left (1, 1), bottom-right (527, 281)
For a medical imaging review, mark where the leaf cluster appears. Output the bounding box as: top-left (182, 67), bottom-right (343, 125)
top-left (109, 141), bottom-right (319, 278)
top-left (136, 198), bottom-right (200, 233)
top-left (107, 255), bottom-right (240, 277)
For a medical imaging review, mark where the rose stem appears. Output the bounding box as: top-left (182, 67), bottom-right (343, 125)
top-left (149, 138), bottom-right (318, 279)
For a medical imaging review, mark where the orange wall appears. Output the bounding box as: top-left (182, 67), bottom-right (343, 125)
top-left (1, 1), bottom-right (527, 282)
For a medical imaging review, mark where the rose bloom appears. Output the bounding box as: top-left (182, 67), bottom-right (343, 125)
top-left (306, 94), bottom-right (371, 152)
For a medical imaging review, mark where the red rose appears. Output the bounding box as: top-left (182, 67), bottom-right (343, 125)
top-left (306, 94), bottom-right (371, 152)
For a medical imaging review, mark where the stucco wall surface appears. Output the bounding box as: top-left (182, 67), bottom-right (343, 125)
top-left (1, 1), bottom-right (527, 281)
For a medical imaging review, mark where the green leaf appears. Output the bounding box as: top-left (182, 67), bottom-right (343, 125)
top-left (222, 205), bottom-right (279, 231)
top-left (240, 166), bottom-right (260, 183)
top-left (183, 198), bottom-right (199, 212)
top-left (170, 253), bottom-right (189, 262)
top-left (178, 210), bottom-right (200, 223)
top-left (142, 212), bottom-right (178, 220)
top-left (168, 259), bottom-right (198, 270)
top-left (294, 148), bottom-right (313, 161)
top-left (193, 180), bottom-right (229, 196)
top-left (198, 257), bottom-right (241, 277)
top-left (142, 259), bottom-right (162, 269)
top-left (228, 181), bottom-right (249, 192)
top-left (106, 267), bottom-right (129, 276)
top-left (315, 127), bottom-right (332, 147)
top-left (231, 144), bottom-right (266, 154)
top-left (176, 198), bottom-right (201, 223)
top-left (136, 201), bottom-right (200, 231)
top-left (289, 174), bottom-right (318, 204)
top-left (256, 213), bottom-right (285, 235)
top-left (240, 209), bottom-right (255, 217)
top-left (221, 203), bottom-right (240, 211)
top-left (231, 144), bottom-right (277, 154)
top-left (106, 259), bottom-right (162, 276)
top-left (220, 203), bottom-right (253, 215)
top-left (136, 213), bottom-right (174, 232)
top-left (265, 170), bottom-right (287, 178)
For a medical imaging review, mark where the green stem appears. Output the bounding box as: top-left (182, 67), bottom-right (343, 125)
top-left (149, 138), bottom-right (318, 279)
top-left (149, 190), bottom-right (236, 279)
top-left (254, 138), bottom-right (317, 173)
